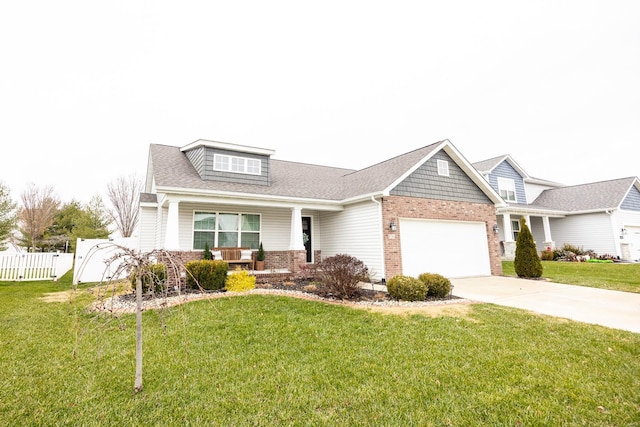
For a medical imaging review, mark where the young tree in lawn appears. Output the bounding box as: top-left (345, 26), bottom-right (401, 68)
top-left (514, 217), bottom-right (543, 278)
top-left (18, 184), bottom-right (60, 252)
top-left (0, 181), bottom-right (17, 250)
top-left (107, 175), bottom-right (142, 237)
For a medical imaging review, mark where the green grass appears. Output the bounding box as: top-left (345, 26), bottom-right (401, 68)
top-left (503, 261), bottom-right (640, 293)
top-left (1, 275), bottom-right (639, 426)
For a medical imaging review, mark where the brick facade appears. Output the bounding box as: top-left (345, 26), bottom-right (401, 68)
top-left (381, 195), bottom-right (503, 278)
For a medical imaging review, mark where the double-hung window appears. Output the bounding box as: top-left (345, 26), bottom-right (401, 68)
top-left (497, 177), bottom-right (517, 202)
top-left (193, 212), bottom-right (261, 249)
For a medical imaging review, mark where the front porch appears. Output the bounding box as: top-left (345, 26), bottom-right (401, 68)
top-left (497, 210), bottom-right (563, 260)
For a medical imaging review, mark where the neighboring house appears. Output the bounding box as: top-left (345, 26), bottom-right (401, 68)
top-left (473, 155), bottom-right (640, 261)
top-left (139, 139), bottom-right (506, 280)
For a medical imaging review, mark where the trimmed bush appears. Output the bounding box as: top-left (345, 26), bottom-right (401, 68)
top-left (514, 218), bottom-right (543, 278)
top-left (540, 250), bottom-right (554, 261)
top-left (317, 254), bottom-right (369, 299)
top-left (386, 275), bottom-right (427, 301)
top-left (130, 263), bottom-right (167, 293)
top-left (225, 269), bottom-right (256, 292)
top-left (185, 260), bottom-right (228, 290)
top-left (418, 273), bottom-right (451, 298)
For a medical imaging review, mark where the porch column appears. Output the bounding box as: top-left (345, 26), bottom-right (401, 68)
top-left (524, 215), bottom-right (531, 228)
top-left (289, 207), bottom-right (304, 250)
top-left (502, 213), bottom-right (513, 241)
top-left (542, 216), bottom-right (555, 250)
top-left (164, 201), bottom-right (180, 250)
top-left (501, 213), bottom-right (516, 260)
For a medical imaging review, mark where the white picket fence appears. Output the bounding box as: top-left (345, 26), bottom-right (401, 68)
top-left (0, 252), bottom-right (74, 281)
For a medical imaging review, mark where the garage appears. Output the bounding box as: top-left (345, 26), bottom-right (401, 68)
top-left (625, 226), bottom-right (640, 261)
top-left (399, 218), bottom-right (491, 278)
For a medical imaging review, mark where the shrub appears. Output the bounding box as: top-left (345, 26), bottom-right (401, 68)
top-left (185, 260), bottom-right (228, 290)
top-left (540, 250), bottom-right (554, 261)
top-left (387, 275), bottom-right (427, 301)
top-left (514, 218), bottom-right (543, 278)
top-left (202, 242), bottom-right (212, 260)
top-left (317, 254), bottom-right (369, 299)
top-left (225, 269), bottom-right (256, 292)
top-left (256, 242), bottom-right (265, 262)
top-left (130, 263), bottom-right (167, 293)
top-left (418, 273), bottom-right (451, 298)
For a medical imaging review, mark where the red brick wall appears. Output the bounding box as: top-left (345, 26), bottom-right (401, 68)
top-left (381, 196), bottom-right (502, 278)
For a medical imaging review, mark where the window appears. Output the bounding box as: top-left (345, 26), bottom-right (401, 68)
top-left (193, 211), bottom-right (261, 249)
top-left (437, 159), bottom-right (449, 176)
top-left (213, 154), bottom-right (261, 175)
top-left (512, 219), bottom-right (521, 240)
top-left (498, 177), bottom-right (517, 202)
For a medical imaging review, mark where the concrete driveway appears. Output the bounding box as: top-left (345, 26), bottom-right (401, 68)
top-left (450, 276), bottom-right (640, 334)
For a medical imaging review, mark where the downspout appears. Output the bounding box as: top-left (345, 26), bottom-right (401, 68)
top-left (371, 195), bottom-right (386, 283)
top-left (605, 209), bottom-right (622, 258)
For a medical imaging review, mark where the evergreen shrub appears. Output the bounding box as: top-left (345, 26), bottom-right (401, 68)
top-left (387, 275), bottom-right (427, 301)
top-left (225, 269), bottom-right (256, 292)
top-left (185, 260), bottom-right (228, 290)
top-left (130, 263), bottom-right (167, 293)
top-left (514, 218), bottom-right (543, 278)
top-left (418, 272), bottom-right (451, 298)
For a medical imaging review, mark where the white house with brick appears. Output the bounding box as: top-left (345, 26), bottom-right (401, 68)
top-left (139, 139), bottom-right (506, 281)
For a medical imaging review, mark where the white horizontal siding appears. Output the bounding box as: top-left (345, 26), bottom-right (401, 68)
top-left (319, 200), bottom-right (383, 280)
top-left (138, 206), bottom-right (158, 252)
top-left (550, 213), bottom-right (617, 256)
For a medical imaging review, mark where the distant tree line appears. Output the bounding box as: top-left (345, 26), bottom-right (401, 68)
top-left (0, 174), bottom-right (142, 253)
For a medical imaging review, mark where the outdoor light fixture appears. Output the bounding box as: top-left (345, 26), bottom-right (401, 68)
top-left (493, 224), bottom-right (500, 234)
top-left (621, 228), bottom-right (628, 235)
top-left (389, 220), bottom-right (397, 231)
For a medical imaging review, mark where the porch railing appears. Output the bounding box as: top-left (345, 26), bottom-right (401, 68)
top-left (0, 253), bottom-right (74, 281)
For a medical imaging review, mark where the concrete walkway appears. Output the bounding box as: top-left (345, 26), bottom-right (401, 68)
top-left (450, 276), bottom-right (640, 334)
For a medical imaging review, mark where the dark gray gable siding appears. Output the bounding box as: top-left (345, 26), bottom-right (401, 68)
top-left (488, 161), bottom-right (526, 203)
top-left (621, 185), bottom-right (640, 211)
top-left (184, 146), bottom-right (206, 178)
top-left (198, 147), bottom-right (270, 186)
top-left (390, 151), bottom-right (492, 204)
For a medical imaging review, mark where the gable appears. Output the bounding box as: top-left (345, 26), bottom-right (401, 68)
top-left (621, 184), bottom-right (640, 211)
top-left (488, 161), bottom-right (526, 203)
top-left (390, 150), bottom-right (492, 204)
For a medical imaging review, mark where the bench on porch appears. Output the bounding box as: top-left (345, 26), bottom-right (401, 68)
top-left (211, 247), bottom-right (254, 270)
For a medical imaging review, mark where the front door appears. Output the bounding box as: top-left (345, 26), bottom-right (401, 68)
top-left (302, 216), bottom-right (312, 263)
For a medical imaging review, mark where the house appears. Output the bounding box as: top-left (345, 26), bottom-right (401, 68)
top-left (473, 155), bottom-right (640, 261)
top-left (139, 139), bottom-right (506, 281)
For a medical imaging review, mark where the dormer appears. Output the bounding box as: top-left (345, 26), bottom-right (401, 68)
top-left (181, 139), bottom-right (275, 186)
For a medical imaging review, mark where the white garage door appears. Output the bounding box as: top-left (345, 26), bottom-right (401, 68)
top-left (399, 218), bottom-right (491, 278)
top-left (626, 226), bottom-right (640, 261)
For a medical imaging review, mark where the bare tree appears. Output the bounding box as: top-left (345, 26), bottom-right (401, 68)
top-left (18, 183), bottom-right (60, 252)
top-left (107, 174), bottom-right (142, 237)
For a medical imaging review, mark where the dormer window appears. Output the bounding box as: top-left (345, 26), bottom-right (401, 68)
top-left (498, 177), bottom-right (517, 202)
top-left (214, 154), bottom-right (261, 175)
top-left (437, 159), bottom-right (449, 176)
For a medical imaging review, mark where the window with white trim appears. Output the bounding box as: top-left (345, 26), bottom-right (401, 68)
top-left (437, 159), bottom-right (449, 176)
top-left (498, 177), bottom-right (517, 202)
top-left (193, 211), bottom-right (261, 249)
top-left (213, 154), bottom-right (261, 175)
top-left (511, 219), bottom-right (521, 240)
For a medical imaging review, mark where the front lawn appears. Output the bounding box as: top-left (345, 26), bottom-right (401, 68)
top-left (502, 261), bottom-right (640, 293)
top-left (1, 276), bottom-right (639, 425)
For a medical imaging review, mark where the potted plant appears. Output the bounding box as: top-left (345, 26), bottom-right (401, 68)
top-left (255, 242), bottom-right (265, 271)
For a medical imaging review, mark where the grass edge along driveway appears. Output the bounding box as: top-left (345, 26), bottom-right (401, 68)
top-left (502, 260), bottom-right (640, 294)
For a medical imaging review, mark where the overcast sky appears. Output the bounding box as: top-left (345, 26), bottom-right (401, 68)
top-left (1, 1), bottom-right (639, 204)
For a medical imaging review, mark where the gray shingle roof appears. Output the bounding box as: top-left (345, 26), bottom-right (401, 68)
top-left (148, 141), bottom-right (444, 201)
top-left (532, 177), bottom-right (637, 212)
top-left (472, 155), bottom-right (507, 173)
